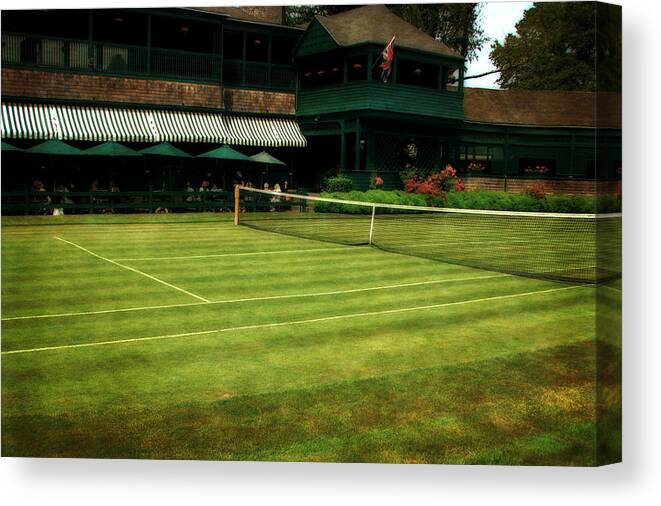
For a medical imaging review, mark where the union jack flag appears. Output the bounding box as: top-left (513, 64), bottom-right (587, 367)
top-left (379, 35), bottom-right (395, 83)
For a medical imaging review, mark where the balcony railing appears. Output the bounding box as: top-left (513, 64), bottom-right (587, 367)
top-left (2, 32), bottom-right (295, 90)
top-left (223, 59), bottom-right (296, 90)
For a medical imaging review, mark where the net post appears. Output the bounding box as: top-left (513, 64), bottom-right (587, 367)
top-left (369, 205), bottom-right (376, 245)
top-left (234, 185), bottom-right (240, 225)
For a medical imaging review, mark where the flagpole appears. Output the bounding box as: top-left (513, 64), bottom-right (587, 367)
top-left (371, 35), bottom-right (396, 70)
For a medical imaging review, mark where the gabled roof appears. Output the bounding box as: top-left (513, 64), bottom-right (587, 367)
top-left (315, 5), bottom-right (461, 59)
top-left (464, 88), bottom-right (622, 129)
top-left (189, 6), bottom-right (296, 28)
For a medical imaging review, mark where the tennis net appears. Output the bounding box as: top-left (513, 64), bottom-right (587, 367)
top-left (235, 186), bottom-right (621, 284)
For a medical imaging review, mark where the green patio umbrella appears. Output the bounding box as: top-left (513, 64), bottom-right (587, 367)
top-left (140, 143), bottom-right (191, 192)
top-left (85, 141), bottom-right (142, 157)
top-left (139, 142), bottom-right (192, 158)
top-left (2, 141), bottom-right (23, 152)
top-left (249, 151), bottom-right (287, 188)
top-left (249, 150), bottom-right (286, 166)
top-left (196, 144), bottom-right (250, 161)
top-left (26, 139), bottom-right (86, 156)
top-left (197, 145), bottom-right (250, 189)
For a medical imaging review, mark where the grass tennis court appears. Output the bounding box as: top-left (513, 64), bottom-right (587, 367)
top-left (1, 213), bottom-right (621, 464)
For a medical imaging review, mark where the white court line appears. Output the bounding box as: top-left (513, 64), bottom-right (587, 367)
top-left (54, 237), bottom-right (210, 303)
top-left (2, 285), bottom-right (583, 355)
top-left (113, 246), bottom-right (355, 262)
top-left (1, 273), bottom-right (509, 322)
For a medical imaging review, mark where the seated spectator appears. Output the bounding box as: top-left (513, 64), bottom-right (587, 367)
top-left (31, 179), bottom-right (50, 215)
top-left (184, 181), bottom-right (195, 203)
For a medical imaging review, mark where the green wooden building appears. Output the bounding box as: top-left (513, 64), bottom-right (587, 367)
top-left (1, 4), bottom-right (621, 201)
top-left (291, 5), bottom-right (621, 194)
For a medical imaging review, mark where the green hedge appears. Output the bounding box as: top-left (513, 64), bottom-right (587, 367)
top-left (316, 190), bottom-right (428, 214)
top-left (321, 176), bottom-right (353, 193)
top-left (318, 190), bottom-right (621, 214)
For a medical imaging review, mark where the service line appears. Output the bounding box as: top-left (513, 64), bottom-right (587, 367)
top-left (54, 236), bottom-right (210, 303)
top-left (2, 285), bottom-right (584, 355)
top-left (2, 272), bottom-right (509, 322)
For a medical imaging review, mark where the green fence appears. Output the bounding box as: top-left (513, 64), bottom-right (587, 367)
top-left (1, 190), bottom-right (233, 215)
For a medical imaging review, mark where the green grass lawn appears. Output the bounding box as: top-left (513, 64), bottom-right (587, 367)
top-left (1, 213), bottom-right (621, 464)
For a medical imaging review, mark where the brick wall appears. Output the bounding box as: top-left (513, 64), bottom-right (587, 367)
top-left (1, 68), bottom-right (223, 109)
top-left (462, 176), bottom-right (621, 197)
top-left (224, 87), bottom-right (295, 115)
top-left (1, 68), bottom-right (296, 115)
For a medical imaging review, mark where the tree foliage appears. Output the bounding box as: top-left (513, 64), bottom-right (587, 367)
top-left (284, 4), bottom-right (487, 62)
top-left (388, 3), bottom-right (486, 62)
top-left (490, 2), bottom-right (621, 91)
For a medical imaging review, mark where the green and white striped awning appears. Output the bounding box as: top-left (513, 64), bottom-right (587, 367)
top-left (1, 102), bottom-right (307, 148)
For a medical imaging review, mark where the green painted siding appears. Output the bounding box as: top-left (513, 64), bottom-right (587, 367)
top-left (453, 122), bottom-right (621, 180)
top-left (294, 19), bottom-right (338, 58)
top-left (298, 81), bottom-right (464, 121)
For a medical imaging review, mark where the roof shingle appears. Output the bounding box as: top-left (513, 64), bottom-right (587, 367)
top-left (317, 5), bottom-right (461, 59)
top-left (463, 88), bottom-right (621, 128)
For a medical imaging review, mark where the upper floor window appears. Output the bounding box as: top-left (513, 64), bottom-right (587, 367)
top-left (246, 32), bottom-right (268, 62)
top-left (272, 36), bottom-right (297, 65)
top-left (1, 9), bottom-right (88, 39)
top-left (301, 57), bottom-right (343, 87)
top-left (396, 58), bottom-right (439, 88)
top-left (445, 65), bottom-right (460, 92)
top-left (347, 55), bottom-right (367, 81)
top-left (151, 15), bottom-right (216, 53)
top-left (92, 10), bottom-right (147, 46)
top-left (223, 31), bottom-right (243, 60)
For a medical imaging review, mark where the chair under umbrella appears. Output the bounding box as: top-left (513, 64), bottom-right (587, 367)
top-left (139, 142), bottom-right (192, 194)
top-left (196, 144), bottom-right (250, 190)
top-left (249, 151), bottom-right (287, 188)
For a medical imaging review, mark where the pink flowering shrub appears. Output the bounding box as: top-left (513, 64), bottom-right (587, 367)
top-left (403, 165), bottom-right (464, 204)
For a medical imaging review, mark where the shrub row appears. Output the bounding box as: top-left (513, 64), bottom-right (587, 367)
top-left (321, 176), bottom-right (353, 193)
top-left (316, 190), bottom-right (428, 214)
top-left (318, 190), bottom-right (621, 214)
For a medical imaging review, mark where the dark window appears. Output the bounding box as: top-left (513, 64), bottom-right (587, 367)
top-left (612, 160), bottom-right (622, 178)
top-left (396, 58), bottom-right (439, 88)
top-left (519, 158), bottom-right (556, 177)
top-left (347, 55), bottom-right (367, 81)
top-left (445, 65), bottom-right (460, 92)
top-left (223, 31), bottom-right (243, 60)
top-left (2, 9), bottom-right (88, 39)
top-left (245, 32), bottom-right (268, 62)
top-left (457, 145), bottom-right (492, 174)
top-left (300, 57), bottom-right (343, 87)
top-left (151, 16), bottom-right (215, 53)
top-left (271, 36), bottom-right (296, 64)
top-left (92, 10), bottom-right (147, 46)
top-left (586, 160), bottom-right (599, 179)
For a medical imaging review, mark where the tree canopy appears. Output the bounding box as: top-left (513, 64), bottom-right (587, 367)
top-left (284, 4), bottom-right (487, 62)
top-left (490, 2), bottom-right (621, 91)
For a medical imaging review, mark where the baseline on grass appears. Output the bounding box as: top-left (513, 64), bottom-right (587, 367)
top-left (234, 186), bottom-right (622, 285)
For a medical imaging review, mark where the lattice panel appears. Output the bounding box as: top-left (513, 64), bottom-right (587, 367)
top-left (373, 134), bottom-right (443, 175)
